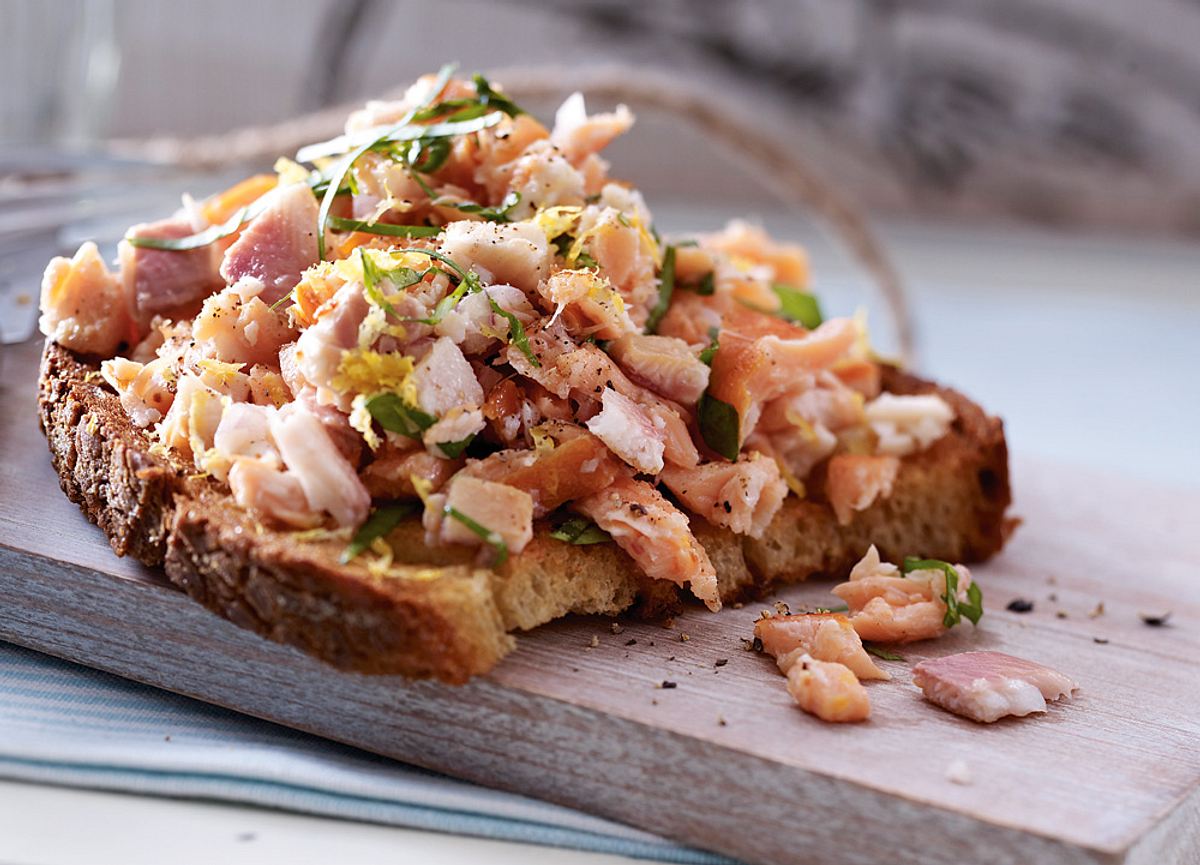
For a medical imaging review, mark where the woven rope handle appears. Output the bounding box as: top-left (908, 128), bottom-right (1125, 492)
top-left (109, 65), bottom-right (914, 363)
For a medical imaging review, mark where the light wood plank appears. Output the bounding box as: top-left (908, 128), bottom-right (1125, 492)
top-left (2, 338), bottom-right (1198, 864)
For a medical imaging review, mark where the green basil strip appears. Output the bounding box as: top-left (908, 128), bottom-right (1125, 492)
top-left (365, 393), bottom-right (436, 439)
top-left (902, 557), bottom-right (984, 627)
top-left (549, 516), bottom-right (611, 545)
top-left (771, 283), bottom-right (824, 329)
top-left (304, 111), bottom-right (502, 163)
top-left (697, 392), bottom-right (740, 461)
top-left (391, 248), bottom-right (483, 326)
top-left (407, 74), bottom-right (525, 124)
top-left (359, 250), bottom-right (404, 319)
top-left (959, 581), bottom-right (985, 626)
top-left (698, 326), bottom-right (720, 366)
top-left (864, 644), bottom-right (906, 662)
top-left (470, 73), bottom-right (525, 117)
top-left (550, 234), bottom-right (598, 268)
top-left (644, 244), bottom-right (676, 334)
top-left (329, 217), bottom-right (442, 238)
top-left (444, 505), bottom-right (508, 566)
top-left (486, 294), bottom-right (540, 367)
top-left (436, 435), bottom-right (475, 459)
top-left (340, 501), bottom-right (419, 563)
top-left (313, 63), bottom-right (456, 260)
top-left (125, 205), bottom-right (252, 251)
top-left (445, 190), bottom-right (521, 223)
top-left (295, 99), bottom-right (505, 163)
top-left (693, 271), bottom-right (716, 296)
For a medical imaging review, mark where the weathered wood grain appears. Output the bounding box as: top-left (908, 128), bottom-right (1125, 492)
top-left (1, 337), bottom-right (1197, 865)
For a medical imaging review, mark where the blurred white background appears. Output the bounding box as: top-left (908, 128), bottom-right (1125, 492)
top-left (8, 0), bottom-right (1200, 233)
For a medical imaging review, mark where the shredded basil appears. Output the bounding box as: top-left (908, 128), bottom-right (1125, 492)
top-left (551, 234), bottom-right (598, 268)
top-left (329, 217), bottom-right (442, 238)
top-left (698, 326), bottom-right (720, 366)
top-left (436, 435), bottom-right (475, 459)
top-left (691, 271), bottom-right (716, 296)
top-left (472, 73), bottom-right (525, 117)
top-left (549, 516), bottom-right (611, 545)
top-left (407, 73), bottom-right (525, 124)
top-left (697, 392), bottom-right (740, 461)
top-left (644, 244), bottom-right (676, 334)
top-left (125, 206), bottom-right (251, 251)
top-left (902, 557), bottom-right (984, 627)
top-left (359, 250), bottom-right (406, 319)
top-left (401, 135), bottom-right (451, 173)
top-left (312, 63), bottom-right (456, 260)
top-left (365, 393), bottom-right (436, 439)
top-left (444, 505), bottom-right (508, 566)
top-left (486, 294), bottom-right (540, 367)
top-left (444, 190), bottom-right (521, 222)
top-left (340, 501), bottom-right (419, 563)
top-left (297, 104), bottom-right (502, 164)
top-left (772, 283), bottom-right (824, 329)
top-left (386, 247), bottom-right (484, 326)
top-left (864, 645), bottom-right (906, 662)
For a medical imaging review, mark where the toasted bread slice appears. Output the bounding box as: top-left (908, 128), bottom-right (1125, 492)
top-left (38, 339), bottom-right (1011, 683)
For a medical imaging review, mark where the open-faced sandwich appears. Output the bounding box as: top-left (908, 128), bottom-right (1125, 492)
top-left (37, 66), bottom-right (1011, 682)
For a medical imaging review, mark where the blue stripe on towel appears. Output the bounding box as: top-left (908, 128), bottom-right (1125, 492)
top-left (0, 642), bottom-right (737, 865)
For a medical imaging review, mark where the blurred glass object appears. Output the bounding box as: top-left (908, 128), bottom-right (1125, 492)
top-left (4, 0), bottom-right (121, 145)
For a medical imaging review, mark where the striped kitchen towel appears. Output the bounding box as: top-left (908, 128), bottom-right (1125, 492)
top-left (0, 641), bottom-right (735, 864)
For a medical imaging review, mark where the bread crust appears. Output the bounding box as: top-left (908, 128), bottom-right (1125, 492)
top-left (38, 340), bottom-right (1012, 682)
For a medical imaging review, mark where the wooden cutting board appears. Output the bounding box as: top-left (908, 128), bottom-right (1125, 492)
top-left (1, 336), bottom-right (1197, 865)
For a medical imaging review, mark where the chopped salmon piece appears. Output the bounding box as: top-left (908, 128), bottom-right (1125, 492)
top-left (100, 356), bottom-right (176, 428)
top-left (574, 476), bottom-right (719, 611)
top-left (655, 290), bottom-right (731, 348)
top-left (864, 393), bottom-right (955, 458)
top-left (659, 454), bottom-right (786, 538)
top-left (755, 613), bottom-right (889, 681)
top-left (607, 333), bottom-right (710, 405)
top-left (268, 402), bottom-right (370, 528)
top-left (782, 654), bottom-right (871, 723)
top-left (824, 453), bottom-right (900, 526)
top-left (505, 141), bottom-right (587, 219)
top-left (481, 378), bottom-right (525, 446)
top-left (120, 216), bottom-right (225, 320)
top-left (703, 219), bottom-right (809, 288)
top-left (39, 242), bottom-right (135, 356)
top-left (539, 269), bottom-right (636, 339)
top-left (220, 183), bottom-right (320, 306)
top-left (228, 458), bottom-right (321, 530)
top-left (586, 388), bottom-right (665, 474)
top-left (465, 428), bottom-right (622, 517)
top-left (437, 475), bottom-right (535, 555)
top-left (550, 92), bottom-right (634, 165)
top-left (832, 545), bottom-right (978, 644)
top-left (410, 337), bottom-right (484, 416)
top-left (192, 280), bottom-right (296, 368)
top-left (707, 315), bottom-right (858, 448)
top-left (438, 221), bottom-right (552, 293)
top-left (913, 652), bottom-right (1077, 723)
top-left (435, 284), bottom-right (537, 355)
top-left (361, 439), bottom-right (463, 500)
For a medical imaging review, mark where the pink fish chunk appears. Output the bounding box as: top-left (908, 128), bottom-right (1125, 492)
top-left (220, 183), bottom-right (319, 305)
top-left (120, 216), bottom-right (224, 318)
top-left (912, 651), bottom-right (1078, 723)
